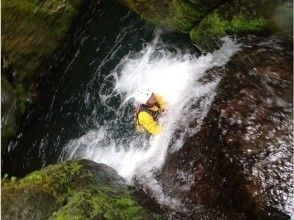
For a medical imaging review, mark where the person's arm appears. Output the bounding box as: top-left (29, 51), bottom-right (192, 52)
top-left (138, 112), bottom-right (162, 135)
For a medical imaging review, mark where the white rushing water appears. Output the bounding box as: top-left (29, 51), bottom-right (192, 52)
top-left (60, 32), bottom-right (241, 208)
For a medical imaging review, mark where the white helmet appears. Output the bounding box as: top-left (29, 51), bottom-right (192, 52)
top-left (134, 86), bottom-right (152, 104)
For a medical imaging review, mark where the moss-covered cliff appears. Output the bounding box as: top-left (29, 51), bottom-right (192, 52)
top-left (1, 0), bottom-right (87, 149)
top-left (122, 0), bottom-right (292, 43)
top-left (2, 160), bottom-right (162, 220)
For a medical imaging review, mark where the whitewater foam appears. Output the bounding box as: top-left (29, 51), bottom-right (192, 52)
top-left (60, 32), bottom-right (241, 209)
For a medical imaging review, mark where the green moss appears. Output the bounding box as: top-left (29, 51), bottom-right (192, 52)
top-left (2, 0), bottom-right (82, 85)
top-left (1, 0), bottom-right (86, 151)
top-left (53, 187), bottom-right (147, 219)
top-left (123, 0), bottom-right (223, 32)
top-left (190, 12), bottom-right (270, 42)
top-left (3, 161), bottom-right (84, 204)
top-left (229, 14), bottom-right (269, 33)
top-left (190, 13), bottom-right (228, 42)
top-left (124, 0), bottom-right (281, 44)
top-left (190, 12), bottom-right (228, 41)
top-left (2, 160), bottom-right (161, 220)
top-left (170, 0), bottom-right (203, 32)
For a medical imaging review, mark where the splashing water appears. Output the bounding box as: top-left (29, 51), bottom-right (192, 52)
top-left (60, 32), bottom-right (241, 208)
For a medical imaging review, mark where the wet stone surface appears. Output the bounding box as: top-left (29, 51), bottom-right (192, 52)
top-left (156, 35), bottom-right (293, 219)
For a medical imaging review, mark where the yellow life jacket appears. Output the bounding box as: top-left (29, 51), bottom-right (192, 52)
top-left (135, 94), bottom-right (168, 135)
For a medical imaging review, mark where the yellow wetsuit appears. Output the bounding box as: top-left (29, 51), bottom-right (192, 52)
top-left (136, 94), bottom-right (168, 135)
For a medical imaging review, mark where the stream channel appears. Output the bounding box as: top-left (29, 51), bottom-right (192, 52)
top-left (3, 0), bottom-right (293, 219)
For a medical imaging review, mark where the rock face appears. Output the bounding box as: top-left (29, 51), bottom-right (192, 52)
top-left (2, 159), bottom-right (162, 220)
top-left (122, 0), bottom-right (224, 32)
top-left (122, 0), bottom-right (292, 43)
top-left (156, 36), bottom-right (292, 219)
top-left (1, 0), bottom-right (88, 149)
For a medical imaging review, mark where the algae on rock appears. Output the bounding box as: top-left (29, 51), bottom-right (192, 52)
top-left (2, 160), bottom-right (162, 220)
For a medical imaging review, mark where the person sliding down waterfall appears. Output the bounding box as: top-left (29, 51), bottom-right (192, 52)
top-left (133, 86), bottom-right (168, 135)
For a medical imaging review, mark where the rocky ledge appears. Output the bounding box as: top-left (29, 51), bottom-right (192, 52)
top-left (2, 159), bottom-right (163, 220)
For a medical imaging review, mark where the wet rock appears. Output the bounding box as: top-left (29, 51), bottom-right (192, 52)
top-left (189, 0), bottom-right (291, 44)
top-left (2, 159), bottom-right (163, 220)
top-left (1, 0), bottom-right (88, 152)
top-left (157, 35), bottom-right (292, 219)
top-left (122, 0), bottom-right (292, 44)
top-left (121, 0), bottom-right (223, 32)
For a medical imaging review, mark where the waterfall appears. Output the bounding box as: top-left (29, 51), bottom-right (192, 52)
top-left (59, 32), bottom-right (241, 208)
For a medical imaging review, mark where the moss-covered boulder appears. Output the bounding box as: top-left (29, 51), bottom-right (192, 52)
top-left (1, 0), bottom-right (87, 149)
top-left (122, 0), bottom-right (223, 32)
top-left (122, 0), bottom-right (292, 43)
top-left (189, 0), bottom-right (289, 43)
top-left (2, 160), bottom-right (162, 220)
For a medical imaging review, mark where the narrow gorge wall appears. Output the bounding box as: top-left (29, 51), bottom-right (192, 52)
top-left (1, 0), bottom-right (88, 149)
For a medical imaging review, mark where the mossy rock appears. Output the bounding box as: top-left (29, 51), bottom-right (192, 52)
top-left (1, 0), bottom-right (87, 151)
top-left (2, 0), bottom-right (85, 86)
top-left (122, 0), bottom-right (292, 44)
top-left (190, 0), bottom-right (292, 44)
top-left (2, 160), bottom-right (162, 220)
top-left (169, 0), bottom-right (223, 32)
top-left (1, 75), bottom-right (28, 148)
top-left (122, 0), bottom-right (223, 32)
top-left (121, 0), bottom-right (171, 28)
top-left (189, 0), bottom-right (278, 43)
